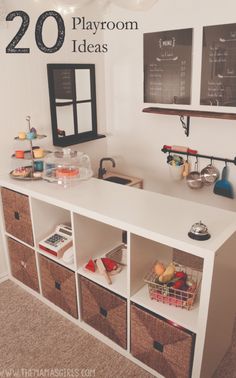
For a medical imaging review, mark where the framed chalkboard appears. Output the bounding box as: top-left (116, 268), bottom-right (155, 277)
top-left (200, 23), bottom-right (236, 106)
top-left (144, 28), bottom-right (193, 105)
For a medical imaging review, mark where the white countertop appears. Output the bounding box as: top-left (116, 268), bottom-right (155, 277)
top-left (1, 174), bottom-right (236, 258)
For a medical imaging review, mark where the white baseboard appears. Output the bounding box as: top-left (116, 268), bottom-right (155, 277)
top-left (0, 272), bottom-right (8, 283)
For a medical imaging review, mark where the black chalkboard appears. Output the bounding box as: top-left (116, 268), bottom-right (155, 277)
top-left (144, 28), bottom-right (193, 104)
top-left (53, 68), bottom-right (75, 100)
top-left (200, 23), bottom-right (236, 107)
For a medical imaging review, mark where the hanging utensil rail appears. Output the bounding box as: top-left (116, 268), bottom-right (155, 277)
top-left (161, 146), bottom-right (236, 165)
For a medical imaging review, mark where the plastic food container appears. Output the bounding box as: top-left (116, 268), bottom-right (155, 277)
top-left (43, 148), bottom-right (93, 187)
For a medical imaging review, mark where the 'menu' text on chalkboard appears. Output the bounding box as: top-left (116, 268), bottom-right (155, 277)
top-left (144, 28), bottom-right (193, 105)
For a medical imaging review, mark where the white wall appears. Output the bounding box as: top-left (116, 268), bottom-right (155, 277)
top-left (0, 0), bottom-right (109, 275)
top-left (0, 0), bottom-right (108, 175)
top-left (104, 0), bottom-right (236, 211)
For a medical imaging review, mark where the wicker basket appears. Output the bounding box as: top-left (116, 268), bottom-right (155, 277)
top-left (144, 262), bottom-right (202, 310)
top-left (80, 276), bottom-right (127, 349)
top-left (1, 188), bottom-right (34, 246)
top-left (39, 255), bottom-right (78, 318)
top-left (8, 237), bottom-right (39, 292)
top-left (131, 303), bottom-right (195, 378)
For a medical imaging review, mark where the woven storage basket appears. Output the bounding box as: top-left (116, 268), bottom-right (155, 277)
top-left (39, 255), bottom-right (78, 318)
top-left (173, 249), bottom-right (204, 271)
top-left (1, 188), bottom-right (34, 246)
top-left (8, 237), bottom-right (39, 292)
top-left (144, 262), bottom-right (201, 310)
top-left (80, 276), bottom-right (127, 349)
top-left (131, 303), bottom-right (195, 378)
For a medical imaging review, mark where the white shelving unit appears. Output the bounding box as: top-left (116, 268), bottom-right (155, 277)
top-left (37, 248), bottom-right (76, 272)
top-left (30, 198), bottom-right (72, 247)
top-left (0, 175), bottom-right (236, 378)
top-left (131, 284), bottom-right (200, 333)
top-left (78, 265), bottom-right (128, 298)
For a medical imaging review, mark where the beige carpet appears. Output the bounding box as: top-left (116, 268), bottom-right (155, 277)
top-left (0, 280), bottom-right (235, 378)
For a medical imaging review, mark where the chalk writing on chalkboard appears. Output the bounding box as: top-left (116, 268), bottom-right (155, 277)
top-left (200, 23), bottom-right (236, 106)
top-left (144, 28), bottom-right (192, 105)
top-left (53, 69), bottom-right (76, 100)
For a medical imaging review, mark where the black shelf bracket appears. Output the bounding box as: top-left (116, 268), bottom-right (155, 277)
top-left (180, 115), bottom-right (190, 137)
top-left (161, 146), bottom-right (236, 165)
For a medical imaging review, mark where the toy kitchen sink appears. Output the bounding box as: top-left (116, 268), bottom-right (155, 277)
top-left (98, 157), bottom-right (143, 188)
top-left (103, 172), bottom-right (143, 188)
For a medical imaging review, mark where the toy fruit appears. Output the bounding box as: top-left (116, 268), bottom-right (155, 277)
top-left (175, 271), bottom-right (187, 280)
top-left (85, 259), bottom-right (96, 272)
top-left (159, 263), bottom-right (175, 283)
top-left (186, 279), bottom-right (197, 291)
top-left (181, 284), bottom-right (189, 292)
top-left (166, 276), bottom-right (182, 287)
top-left (85, 258), bottom-right (118, 273)
top-left (154, 262), bottom-right (165, 277)
top-left (101, 257), bottom-right (118, 272)
top-left (155, 277), bottom-right (164, 285)
top-left (173, 279), bottom-right (186, 290)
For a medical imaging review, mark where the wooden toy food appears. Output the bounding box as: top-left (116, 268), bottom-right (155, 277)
top-left (33, 171), bottom-right (43, 178)
top-left (186, 278), bottom-right (197, 291)
top-left (11, 167), bottom-right (31, 177)
top-left (15, 150), bottom-right (24, 159)
top-left (101, 257), bottom-right (118, 272)
top-left (85, 259), bottom-right (96, 272)
top-left (158, 263), bottom-right (176, 283)
top-left (18, 131), bottom-right (26, 140)
top-left (172, 279), bottom-right (186, 289)
top-left (175, 271), bottom-right (187, 280)
top-left (30, 127), bottom-right (37, 137)
top-left (84, 257), bottom-right (120, 274)
top-left (96, 258), bottom-right (112, 284)
top-left (33, 148), bottom-right (44, 158)
top-left (56, 167), bottom-right (79, 177)
top-left (153, 262), bottom-right (165, 277)
top-left (27, 131), bottom-right (36, 140)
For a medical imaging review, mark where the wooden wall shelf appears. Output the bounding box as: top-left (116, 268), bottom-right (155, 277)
top-left (142, 107), bottom-right (236, 137)
top-left (142, 107), bottom-right (236, 120)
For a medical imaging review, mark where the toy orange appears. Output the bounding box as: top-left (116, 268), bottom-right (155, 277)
top-left (153, 262), bottom-right (165, 277)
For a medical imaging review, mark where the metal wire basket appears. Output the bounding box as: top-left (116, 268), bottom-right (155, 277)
top-left (144, 262), bottom-right (202, 310)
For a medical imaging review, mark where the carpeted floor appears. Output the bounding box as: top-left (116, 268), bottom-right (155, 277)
top-left (0, 280), bottom-right (235, 378)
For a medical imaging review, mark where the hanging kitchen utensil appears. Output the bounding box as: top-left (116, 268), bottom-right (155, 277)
top-left (213, 163), bottom-right (234, 199)
top-left (186, 157), bottom-right (203, 189)
top-left (188, 221), bottom-right (211, 241)
top-left (167, 152), bottom-right (173, 164)
top-left (200, 159), bottom-right (219, 185)
top-left (183, 154), bottom-right (191, 177)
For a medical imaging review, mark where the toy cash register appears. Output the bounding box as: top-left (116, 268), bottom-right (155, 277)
top-left (39, 224), bottom-right (73, 258)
